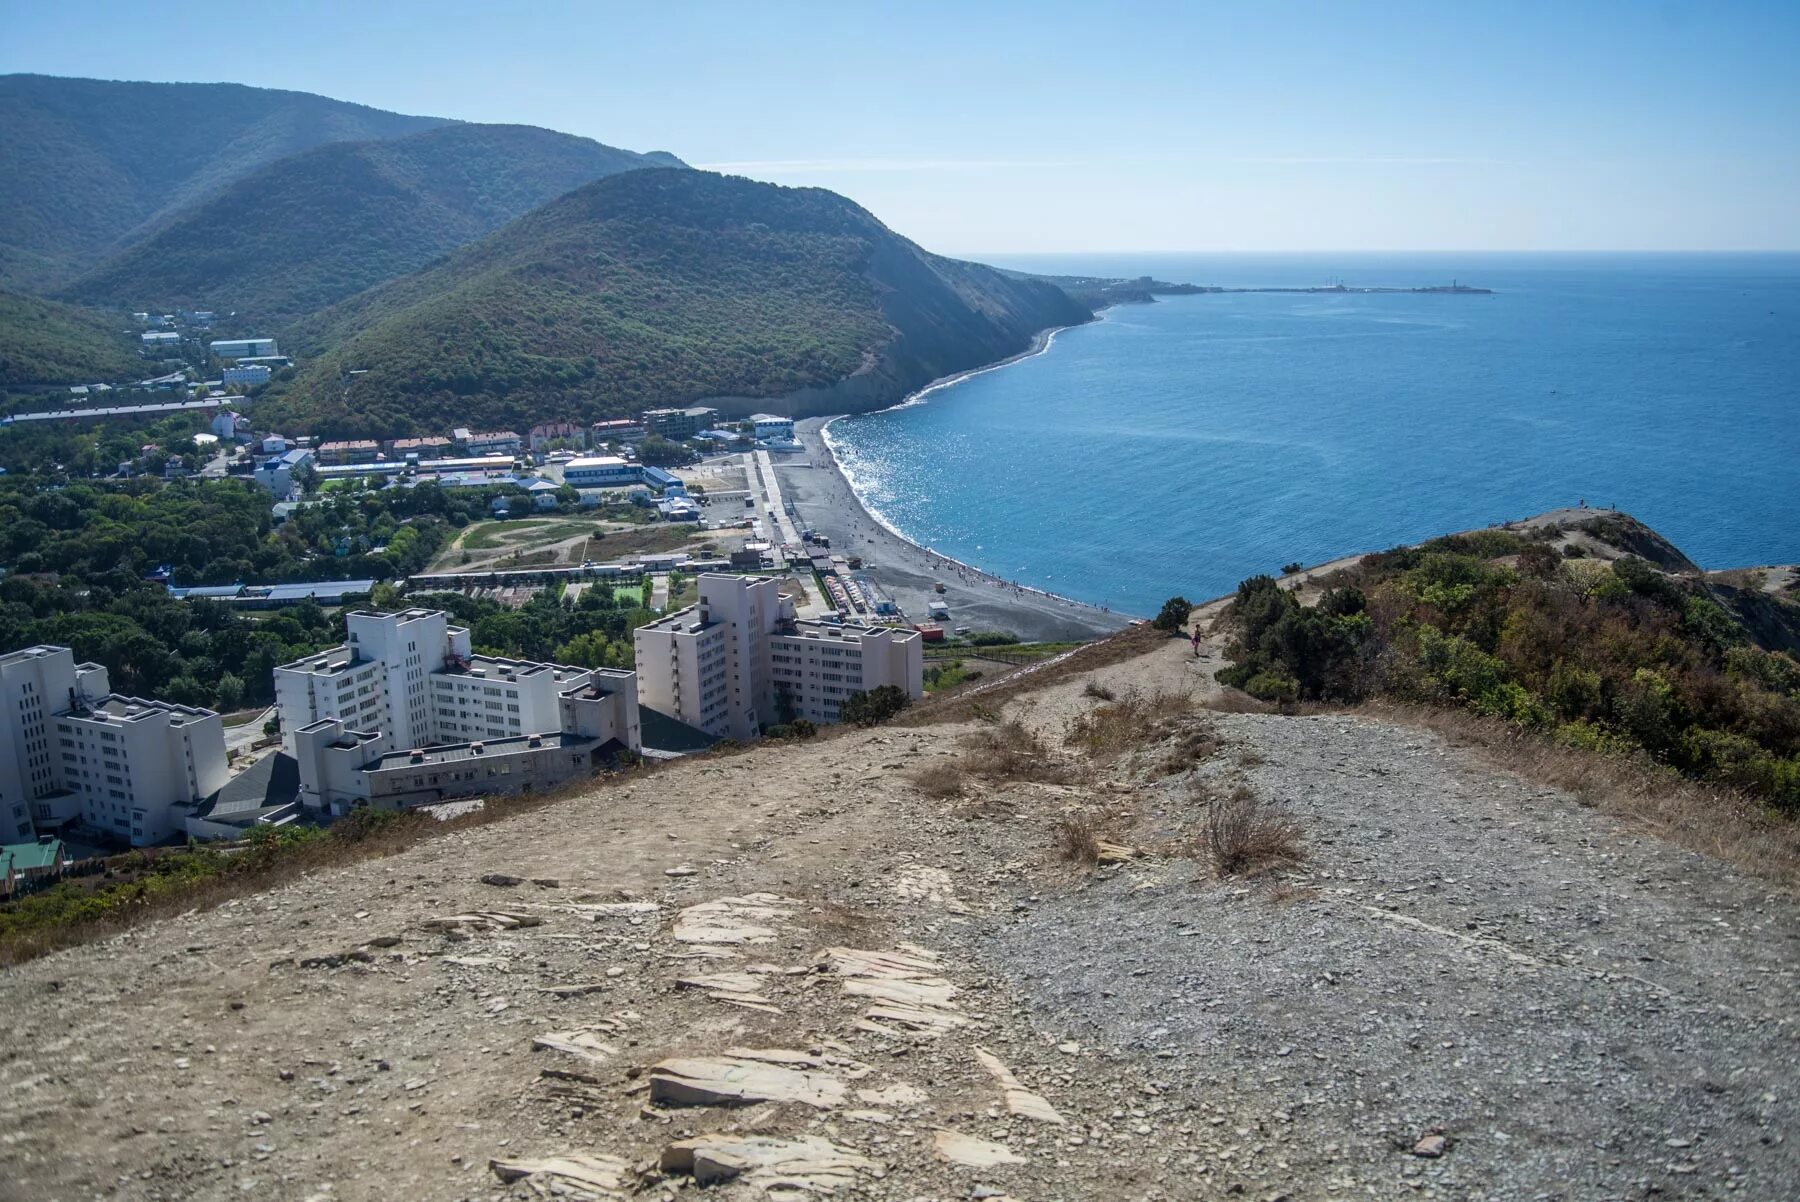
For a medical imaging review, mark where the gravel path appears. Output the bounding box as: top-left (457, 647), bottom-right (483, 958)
top-left (972, 712), bottom-right (1800, 1200)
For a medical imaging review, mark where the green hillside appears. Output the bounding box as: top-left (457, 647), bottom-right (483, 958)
top-left (260, 169), bottom-right (1091, 438)
top-left (0, 74), bottom-right (447, 290)
top-left (64, 124), bottom-right (685, 326)
top-left (0, 291), bottom-right (141, 390)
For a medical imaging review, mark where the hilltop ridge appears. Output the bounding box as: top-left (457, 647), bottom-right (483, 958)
top-left (0, 74), bottom-right (450, 289)
top-left (61, 123), bottom-right (686, 326)
top-left (3, 511), bottom-right (1798, 1199)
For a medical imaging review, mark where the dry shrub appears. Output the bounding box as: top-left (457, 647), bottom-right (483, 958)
top-left (1204, 689), bottom-right (1277, 715)
top-left (1202, 785), bottom-right (1306, 877)
top-left (1056, 815), bottom-right (1102, 865)
top-left (1066, 687), bottom-right (1198, 757)
top-left (1156, 727), bottom-right (1221, 777)
top-left (1083, 680), bottom-right (1117, 702)
top-left (908, 760), bottom-right (966, 799)
top-left (962, 720), bottom-right (1078, 785)
top-left (1237, 749), bottom-right (1267, 768)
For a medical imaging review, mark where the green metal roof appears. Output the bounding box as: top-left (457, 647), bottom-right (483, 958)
top-left (1, 839), bottom-right (64, 872)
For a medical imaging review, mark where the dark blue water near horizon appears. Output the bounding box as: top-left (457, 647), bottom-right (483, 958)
top-left (826, 253), bottom-right (1800, 617)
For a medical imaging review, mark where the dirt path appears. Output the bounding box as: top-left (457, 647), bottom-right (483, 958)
top-left (4, 636), bottom-right (1798, 1200)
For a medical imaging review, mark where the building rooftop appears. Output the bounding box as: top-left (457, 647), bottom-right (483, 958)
top-left (1, 839), bottom-right (64, 873)
top-left (438, 653), bottom-right (589, 685)
top-left (566, 455), bottom-right (631, 470)
top-left (76, 693), bottom-right (217, 727)
top-left (368, 730), bottom-right (595, 771)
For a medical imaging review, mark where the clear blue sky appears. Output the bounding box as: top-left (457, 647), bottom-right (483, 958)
top-left (5, 0), bottom-right (1797, 253)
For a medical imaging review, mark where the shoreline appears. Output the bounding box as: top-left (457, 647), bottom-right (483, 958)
top-left (776, 328), bottom-right (1133, 644)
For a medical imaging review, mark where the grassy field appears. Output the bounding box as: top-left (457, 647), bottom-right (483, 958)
top-left (579, 525), bottom-right (710, 561)
top-left (460, 519), bottom-right (595, 552)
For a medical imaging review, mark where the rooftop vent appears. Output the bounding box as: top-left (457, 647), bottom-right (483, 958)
top-left (409, 750), bottom-right (425, 763)
top-left (527, 734), bottom-right (543, 748)
top-left (471, 742), bottom-right (485, 754)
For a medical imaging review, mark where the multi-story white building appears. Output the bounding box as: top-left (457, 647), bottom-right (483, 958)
top-left (275, 608), bottom-right (641, 758)
top-left (633, 574), bottom-right (922, 739)
top-left (1, 645), bottom-right (228, 847)
top-left (54, 697), bottom-right (229, 845)
top-left (0, 647), bottom-right (105, 842)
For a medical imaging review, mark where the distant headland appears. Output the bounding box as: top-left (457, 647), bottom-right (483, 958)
top-left (1009, 272), bottom-right (1493, 307)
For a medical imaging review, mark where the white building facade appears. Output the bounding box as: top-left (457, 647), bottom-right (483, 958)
top-left (276, 608), bottom-right (640, 759)
top-left (1, 645), bottom-right (228, 847)
top-left (633, 574), bottom-right (922, 739)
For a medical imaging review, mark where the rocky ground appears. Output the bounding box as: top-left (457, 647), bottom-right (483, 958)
top-left (3, 632), bottom-right (1797, 1202)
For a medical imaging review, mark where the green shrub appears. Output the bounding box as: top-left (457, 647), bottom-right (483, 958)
top-left (1153, 596), bottom-right (1194, 632)
top-left (840, 685), bottom-right (910, 727)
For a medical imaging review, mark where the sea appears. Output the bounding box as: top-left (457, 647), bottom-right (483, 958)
top-left (824, 253), bottom-right (1800, 618)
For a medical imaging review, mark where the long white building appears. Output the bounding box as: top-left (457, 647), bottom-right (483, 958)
top-left (275, 609), bottom-right (641, 794)
top-left (1, 645), bottom-right (228, 847)
top-left (633, 574), bottom-right (922, 739)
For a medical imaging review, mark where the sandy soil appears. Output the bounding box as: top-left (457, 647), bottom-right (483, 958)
top-left (779, 419), bottom-right (1133, 643)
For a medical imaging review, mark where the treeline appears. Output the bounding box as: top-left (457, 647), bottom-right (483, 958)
top-left (0, 475), bottom-right (522, 585)
top-left (1217, 528), bottom-right (1800, 810)
top-left (412, 585), bottom-right (657, 671)
top-left (0, 574), bottom-right (340, 712)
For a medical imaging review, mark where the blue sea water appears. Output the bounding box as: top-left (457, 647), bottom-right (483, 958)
top-left (825, 253), bottom-right (1800, 617)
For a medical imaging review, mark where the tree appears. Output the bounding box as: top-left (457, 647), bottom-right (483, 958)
top-left (840, 685), bottom-right (910, 727)
top-left (1153, 596), bottom-right (1193, 633)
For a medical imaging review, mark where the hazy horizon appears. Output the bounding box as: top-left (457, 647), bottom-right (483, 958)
top-left (4, 0), bottom-right (1797, 255)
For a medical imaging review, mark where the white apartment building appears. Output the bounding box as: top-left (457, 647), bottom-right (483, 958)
top-left (54, 697), bottom-right (229, 845)
top-left (633, 574), bottom-right (922, 739)
top-left (276, 608), bottom-right (641, 758)
top-left (1, 645), bottom-right (228, 847)
top-left (0, 646), bottom-right (106, 842)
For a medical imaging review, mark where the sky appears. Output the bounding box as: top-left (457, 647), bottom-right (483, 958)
top-left (4, 0), bottom-right (1798, 254)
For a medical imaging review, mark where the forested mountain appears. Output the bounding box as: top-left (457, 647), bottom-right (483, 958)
top-left (62, 124), bottom-right (683, 326)
top-left (260, 169), bottom-right (1092, 437)
top-left (0, 74), bottom-right (447, 289)
top-left (0, 290), bottom-right (142, 389)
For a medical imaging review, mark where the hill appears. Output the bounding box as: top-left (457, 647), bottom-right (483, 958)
top-left (4, 529), bottom-right (1800, 1198)
top-left (62, 124), bottom-right (687, 326)
top-left (260, 169), bottom-right (1092, 437)
top-left (0, 290), bottom-right (141, 389)
top-left (0, 74), bottom-right (447, 290)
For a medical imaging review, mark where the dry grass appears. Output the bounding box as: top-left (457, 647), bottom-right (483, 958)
top-left (962, 721), bottom-right (1079, 785)
top-left (900, 624), bottom-right (1165, 726)
top-left (1066, 687), bottom-right (1199, 758)
top-left (908, 760), bottom-right (967, 799)
top-left (1363, 701), bottom-right (1800, 889)
top-left (1056, 815), bottom-right (1103, 865)
top-left (1201, 785), bottom-right (1307, 878)
top-left (1204, 689), bottom-right (1278, 715)
top-left (1083, 680), bottom-right (1118, 702)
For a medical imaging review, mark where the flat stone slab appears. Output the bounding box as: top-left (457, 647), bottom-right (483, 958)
top-left (649, 1050), bottom-right (850, 1110)
top-left (672, 894), bottom-right (801, 945)
top-left (933, 1129), bottom-right (1026, 1168)
top-left (662, 1133), bottom-right (878, 1193)
top-left (974, 1046), bottom-right (1066, 1125)
top-left (490, 1153), bottom-right (630, 1195)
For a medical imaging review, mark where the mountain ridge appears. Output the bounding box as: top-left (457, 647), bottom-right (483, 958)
top-left (61, 123), bottom-right (687, 326)
top-left (258, 168), bottom-right (1092, 437)
top-left (0, 73), bottom-right (457, 290)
